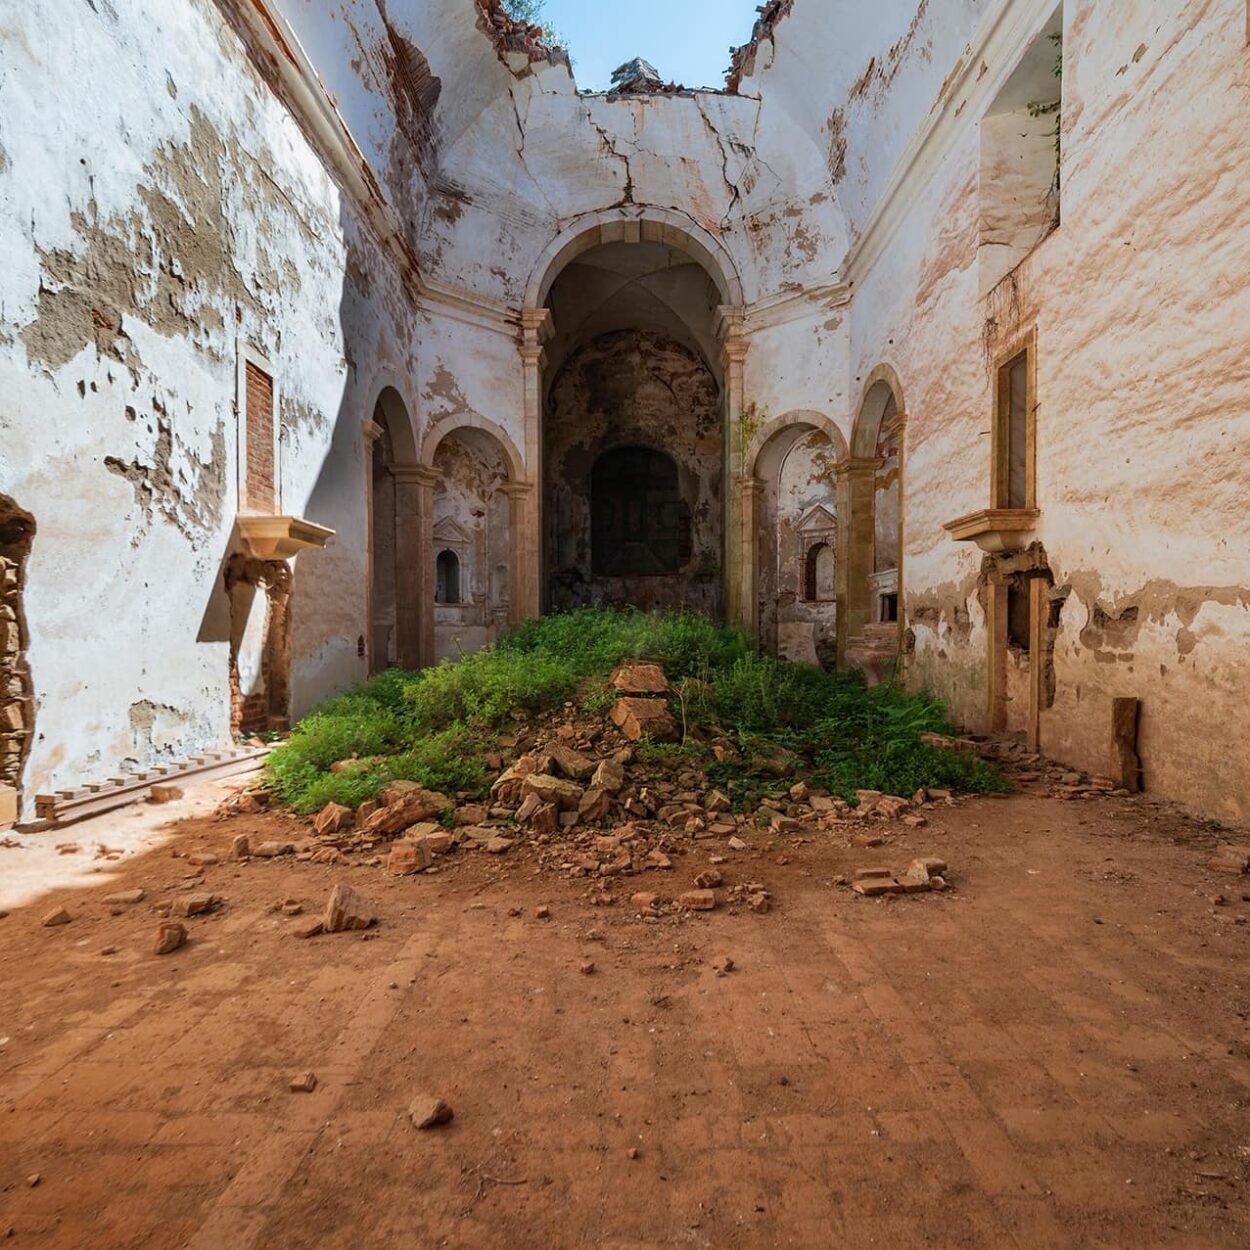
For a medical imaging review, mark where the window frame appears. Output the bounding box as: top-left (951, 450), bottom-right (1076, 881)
top-left (236, 342), bottom-right (281, 515)
top-left (990, 327), bottom-right (1038, 511)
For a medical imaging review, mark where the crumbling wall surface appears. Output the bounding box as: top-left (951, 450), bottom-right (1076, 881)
top-left (0, 0), bottom-right (416, 814)
top-left (544, 331), bottom-right (723, 617)
top-left (845, 0), bottom-right (1250, 820)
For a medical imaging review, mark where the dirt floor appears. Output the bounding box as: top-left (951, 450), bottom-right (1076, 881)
top-left (1, 778), bottom-right (1249, 1249)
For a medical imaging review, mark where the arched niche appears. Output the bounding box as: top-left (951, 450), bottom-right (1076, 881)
top-left (746, 412), bottom-right (848, 664)
top-left (844, 368), bottom-right (907, 682)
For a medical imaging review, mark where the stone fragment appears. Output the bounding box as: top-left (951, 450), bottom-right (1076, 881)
top-left (486, 836), bottom-right (514, 855)
top-left (454, 804), bottom-right (488, 826)
top-left (679, 889), bottom-right (717, 911)
top-left (411, 830), bottom-right (453, 856)
top-left (874, 796), bottom-right (910, 820)
top-left (103, 889), bottom-right (145, 905)
top-left (693, 869), bottom-right (723, 889)
top-left (355, 800), bottom-right (380, 827)
top-left (314, 802), bottom-right (354, 837)
top-left (712, 955), bottom-right (735, 975)
top-left (579, 958), bottom-right (596, 975)
top-left (1208, 846), bottom-right (1250, 874)
top-left (578, 787), bottom-right (613, 822)
top-left (727, 836), bottom-right (748, 851)
top-left (100, 945), bottom-right (118, 956)
top-left (1109, 696), bottom-right (1141, 793)
top-left (630, 892), bottom-right (660, 910)
top-left (906, 856), bottom-right (948, 881)
top-left (522, 773), bottom-right (583, 811)
top-left (645, 849), bottom-right (672, 870)
top-left (254, 841), bottom-right (294, 858)
top-left (534, 905), bottom-right (551, 919)
top-left (173, 894), bottom-right (221, 918)
top-left (611, 698), bottom-right (678, 743)
top-left (153, 922), bottom-right (187, 954)
top-left (747, 892), bottom-right (771, 913)
top-left (230, 834), bottom-right (251, 859)
top-left (549, 743), bottom-right (597, 781)
top-left (705, 790), bottom-right (731, 813)
top-left (293, 919), bottom-right (324, 939)
top-left (289, 1072), bottom-right (317, 1093)
top-left (149, 784), bottom-right (183, 804)
top-left (852, 877), bottom-right (899, 897)
top-left (388, 841), bottom-right (433, 875)
top-left (611, 663), bottom-right (668, 694)
top-left (363, 790), bottom-right (450, 838)
top-left (591, 759), bottom-right (625, 792)
top-left (854, 790), bottom-right (883, 812)
top-left (408, 1095), bottom-right (454, 1130)
top-left (789, 782), bottom-right (809, 802)
top-left (330, 757), bottom-right (368, 774)
top-left (531, 803), bottom-right (559, 834)
top-left (187, 850), bottom-right (218, 866)
top-left (41, 906), bottom-right (71, 927)
top-left (323, 883), bottom-right (379, 932)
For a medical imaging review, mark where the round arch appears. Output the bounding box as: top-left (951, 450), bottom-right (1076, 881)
top-left (851, 364), bottom-right (905, 459)
top-left (369, 380), bottom-right (419, 465)
top-left (746, 409), bottom-right (850, 479)
top-left (420, 413), bottom-right (526, 484)
top-left (524, 208), bottom-right (745, 311)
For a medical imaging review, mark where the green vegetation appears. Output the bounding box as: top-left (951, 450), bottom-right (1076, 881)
top-left (266, 609), bottom-right (1004, 815)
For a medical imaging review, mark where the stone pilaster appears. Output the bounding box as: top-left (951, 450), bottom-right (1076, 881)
top-left (393, 465), bottom-right (441, 670)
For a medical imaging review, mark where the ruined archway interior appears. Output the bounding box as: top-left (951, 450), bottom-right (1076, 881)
top-left (542, 241), bottom-right (724, 617)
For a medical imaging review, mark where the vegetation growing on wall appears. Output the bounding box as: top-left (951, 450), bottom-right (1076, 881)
top-left (266, 610), bottom-right (1004, 814)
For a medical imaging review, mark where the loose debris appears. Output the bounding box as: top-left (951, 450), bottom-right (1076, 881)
top-left (409, 1095), bottom-right (454, 1130)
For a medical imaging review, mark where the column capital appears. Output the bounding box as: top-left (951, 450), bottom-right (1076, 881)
top-left (391, 464), bottom-right (441, 488)
top-left (361, 418), bottom-right (384, 446)
top-left (736, 475), bottom-right (766, 499)
top-left (835, 456), bottom-right (883, 478)
top-left (520, 307), bottom-right (554, 343)
top-left (499, 480), bottom-right (535, 499)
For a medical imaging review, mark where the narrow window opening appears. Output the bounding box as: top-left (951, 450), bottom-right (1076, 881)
top-left (995, 346), bottom-right (1033, 510)
top-left (435, 550), bottom-right (461, 605)
top-left (803, 542), bottom-right (835, 603)
top-left (880, 592), bottom-right (899, 624)
top-left (244, 360), bottom-right (275, 513)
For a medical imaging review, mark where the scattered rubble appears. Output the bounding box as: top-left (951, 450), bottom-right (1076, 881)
top-left (40, 906), bottom-right (70, 927)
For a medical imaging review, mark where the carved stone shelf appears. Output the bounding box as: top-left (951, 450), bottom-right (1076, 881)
top-left (237, 516), bottom-right (335, 560)
top-left (943, 508), bottom-right (1040, 553)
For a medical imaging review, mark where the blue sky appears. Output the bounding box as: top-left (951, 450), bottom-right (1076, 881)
top-left (538, 0), bottom-right (762, 92)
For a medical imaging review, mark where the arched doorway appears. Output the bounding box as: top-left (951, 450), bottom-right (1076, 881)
top-left (845, 373), bottom-right (905, 681)
top-left (424, 421), bottom-right (520, 663)
top-left (746, 413), bottom-right (846, 664)
top-left (368, 386), bottom-right (420, 672)
top-left (525, 214), bottom-right (746, 622)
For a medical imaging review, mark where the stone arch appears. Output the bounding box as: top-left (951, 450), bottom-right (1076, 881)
top-left (851, 365), bottom-right (905, 459)
top-left (745, 412), bottom-right (846, 661)
top-left (421, 413), bottom-right (524, 484)
top-left (426, 421), bottom-right (525, 662)
top-left (367, 384), bottom-right (421, 671)
top-left (844, 365), bottom-right (907, 682)
top-left (525, 208), bottom-right (744, 312)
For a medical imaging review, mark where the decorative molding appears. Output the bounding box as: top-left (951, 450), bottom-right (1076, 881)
top-left (237, 515), bottom-right (335, 560)
top-left (742, 279), bottom-right (851, 333)
top-left (844, 0), bottom-right (1060, 287)
top-left (798, 505), bottom-right (838, 533)
top-left (944, 507), bottom-right (1040, 553)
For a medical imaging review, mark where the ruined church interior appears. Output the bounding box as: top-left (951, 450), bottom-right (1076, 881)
top-left (1, 0), bottom-right (1248, 1245)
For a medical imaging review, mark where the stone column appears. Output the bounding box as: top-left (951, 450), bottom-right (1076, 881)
top-left (500, 481), bottom-right (538, 627)
top-left (360, 419), bottom-right (384, 674)
top-left (735, 476), bottom-right (765, 639)
top-left (520, 308), bottom-right (552, 615)
top-left (392, 465), bottom-right (440, 670)
top-left (717, 307), bottom-right (750, 630)
top-left (835, 457), bottom-right (880, 667)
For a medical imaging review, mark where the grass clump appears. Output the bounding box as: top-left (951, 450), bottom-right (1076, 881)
top-left (266, 608), bottom-right (1003, 814)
